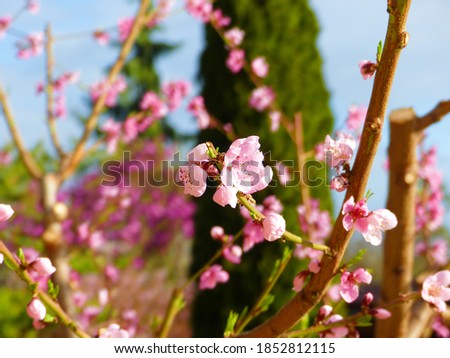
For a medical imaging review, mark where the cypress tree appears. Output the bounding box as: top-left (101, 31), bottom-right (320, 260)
top-left (191, 0), bottom-right (333, 337)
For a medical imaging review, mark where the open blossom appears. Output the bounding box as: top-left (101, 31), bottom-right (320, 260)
top-left (27, 298), bottom-right (46, 321)
top-left (262, 213), bottom-right (286, 242)
top-left (99, 323), bottom-right (129, 338)
top-left (27, 0), bottom-right (40, 14)
top-left (339, 268), bottom-right (372, 303)
top-left (90, 77), bottom-right (127, 107)
top-left (224, 27), bottom-right (245, 47)
top-left (29, 257), bottom-right (56, 277)
top-left (101, 119), bottom-right (122, 154)
top-left (140, 91), bottom-right (167, 118)
top-left (0, 204), bottom-right (14, 221)
top-left (251, 57), bottom-right (269, 78)
top-left (221, 136), bottom-right (273, 194)
top-left (346, 105), bottom-right (367, 131)
top-left (320, 315), bottom-right (348, 338)
top-left (342, 196), bottom-right (397, 246)
top-left (226, 49), bottom-right (245, 73)
top-left (118, 17), bottom-right (134, 42)
top-left (249, 86), bottom-right (275, 112)
top-left (421, 270), bottom-right (450, 313)
top-left (199, 264), bottom-right (229, 290)
top-left (211, 9), bottom-right (231, 28)
top-left (185, 0), bottom-right (213, 23)
top-left (0, 16), bottom-right (12, 39)
top-left (177, 143), bottom-right (209, 197)
top-left (16, 32), bottom-right (44, 59)
top-left (213, 185), bottom-right (238, 208)
top-left (223, 245), bottom-right (242, 264)
top-left (187, 96), bottom-right (210, 129)
top-left (324, 132), bottom-right (355, 168)
top-left (359, 60), bottom-right (377, 80)
top-left (162, 80), bottom-right (191, 110)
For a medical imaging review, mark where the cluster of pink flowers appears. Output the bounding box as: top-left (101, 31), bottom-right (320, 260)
top-left (16, 32), bottom-right (44, 59)
top-left (342, 196), bottom-right (397, 246)
top-left (415, 146), bottom-right (445, 234)
top-left (99, 323), bottom-right (129, 338)
top-left (90, 76), bottom-right (127, 107)
top-left (185, 0), bottom-right (213, 23)
top-left (297, 199), bottom-right (331, 242)
top-left (199, 264), bottom-right (229, 290)
top-left (416, 239), bottom-right (448, 267)
top-left (249, 86), bottom-right (275, 112)
top-left (316, 305), bottom-right (349, 338)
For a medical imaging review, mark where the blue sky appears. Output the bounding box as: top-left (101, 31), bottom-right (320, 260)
top-left (1, 0), bottom-right (449, 217)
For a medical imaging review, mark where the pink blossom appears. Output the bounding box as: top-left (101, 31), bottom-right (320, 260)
top-left (262, 195), bottom-right (283, 214)
top-left (16, 32), bottom-right (44, 59)
top-left (187, 96), bottom-right (210, 129)
top-left (0, 253), bottom-right (3, 264)
top-left (330, 176), bottom-right (349, 192)
top-left (177, 165), bottom-right (207, 197)
top-left (162, 80), bottom-right (191, 110)
top-left (123, 117), bottom-right (139, 143)
top-left (147, 0), bottom-right (174, 27)
top-left (314, 142), bottom-right (325, 162)
top-left (308, 259), bottom-right (321, 274)
top-left (249, 86), bottom-right (275, 112)
top-left (54, 95), bottom-right (67, 119)
top-left (99, 323), bottom-right (129, 338)
top-left (298, 199), bottom-right (332, 242)
top-left (27, 1), bottom-right (40, 14)
top-left (0, 16), bottom-right (12, 39)
top-left (185, 0), bottom-right (213, 23)
top-left (187, 142), bottom-right (210, 163)
top-left (211, 9), bottom-right (231, 28)
top-left (262, 213), bottom-right (286, 242)
top-left (432, 317), bottom-right (450, 338)
top-left (242, 221), bottom-right (264, 252)
top-left (362, 292), bottom-right (374, 306)
top-left (221, 136), bottom-right (273, 194)
top-left (292, 271), bottom-right (308, 292)
top-left (213, 185), bottom-right (238, 208)
top-left (317, 305), bottom-right (333, 321)
top-left (90, 77), bottom-right (127, 107)
top-left (0, 204), bottom-right (14, 221)
top-left (371, 308), bottom-right (391, 320)
top-left (269, 111), bottom-right (280, 132)
top-left (35, 81), bottom-right (44, 95)
top-left (359, 60), bottom-right (377, 80)
top-left (224, 27), bottom-right (245, 47)
top-left (324, 132), bottom-right (355, 168)
top-left (118, 17), bottom-right (134, 42)
top-left (29, 257), bottom-right (56, 277)
top-left (0, 151), bottom-right (11, 166)
top-left (251, 57), bottom-right (269, 78)
top-left (140, 91), bottom-right (167, 119)
top-left (223, 245), bottom-right (242, 264)
top-left (421, 270), bottom-right (450, 313)
top-left (27, 298), bottom-right (46, 321)
top-left (275, 162), bottom-right (290, 186)
top-left (53, 71), bottom-right (79, 91)
top-left (210, 226), bottom-right (224, 240)
top-left (226, 49), bottom-right (245, 73)
top-left (320, 315), bottom-right (348, 338)
top-left (104, 264), bottom-right (120, 283)
top-left (342, 196), bottom-right (397, 246)
top-left (93, 30), bottom-right (110, 46)
top-left (101, 119), bottom-right (122, 154)
top-left (339, 268), bottom-right (372, 303)
top-left (346, 105), bottom-right (367, 131)
top-left (73, 292), bottom-right (87, 307)
top-left (199, 264), bottom-right (229, 290)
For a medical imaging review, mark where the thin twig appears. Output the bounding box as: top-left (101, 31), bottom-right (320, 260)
top-left (45, 24), bottom-right (65, 159)
top-left (415, 100), bottom-right (450, 131)
top-left (0, 83), bottom-right (43, 179)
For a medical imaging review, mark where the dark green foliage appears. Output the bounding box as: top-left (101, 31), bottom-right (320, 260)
top-left (191, 0), bottom-right (333, 337)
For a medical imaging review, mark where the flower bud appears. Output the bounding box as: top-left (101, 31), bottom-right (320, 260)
top-left (262, 213), bottom-right (286, 242)
top-left (362, 292), bottom-right (374, 307)
top-left (29, 257), bottom-right (56, 276)
top-left (0, 204), bottom-right (14, 221)
top-left (371, 308), bottom-right (392, 320)
top-left (27, 298), bottom-right (46, 321)
top-left (317, 305), bottom-right (333, 321)
top-left (210, 226), bottom-right (225, 240)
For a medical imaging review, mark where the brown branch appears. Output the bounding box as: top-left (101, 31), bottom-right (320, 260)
top-left (414, 100), bottom-right (450, 131)
top-left (0, 83), bottom-right (43, 179)
top-left (238, 0), bottom-right (413, 337)
top-left (45, 24), bottom-right (65, 159)
top-left (375, 108), bottom-right (419, 337)
top-left (61, 0), bottom-right (151, 180)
